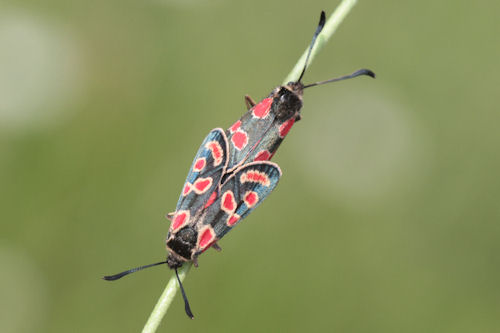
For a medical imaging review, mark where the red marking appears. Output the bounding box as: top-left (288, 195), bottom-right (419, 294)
top-left (204, 191), bottom-right (217, 208)
top-left (182, 182), bottom-right (192, 196)
top-left (193, 158), bottom-right (206, 172)
top-left (231, 130), bottom-right (248, 150)
top-left (198, 227), bottom-right (216, 249)
top-left (171, 210), bottom-right (189, 232)
top-left (279, 118), bottom-right (295, 138)
top-left (205, 141), bottom-right (223, 166)
top-left (229, 120), bottom-right (241, 133)
top-left (254, 150), bottom-right (271, 161)
top-left (252, 98), bottom-right (272, 119)
top-left (240, 170), bottom-right (270, 186)
top-left (244, 191), bottom-right (259, 208)
top-left (221, 191), bottom-right (236, 214)
top-left (227, 214), bottom-right (241, 227)
top-left (193, 177), bottom-right (213, 194)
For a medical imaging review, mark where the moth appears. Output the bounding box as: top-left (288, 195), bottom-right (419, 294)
top-left (104, 11), bottom-right (374, 319)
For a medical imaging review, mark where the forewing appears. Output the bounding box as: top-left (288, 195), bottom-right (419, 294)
top-left (170, 128), bottom-right (229, 233)
top-left (225, 96), bottom-right (277, 170)
top-left (197, 161), bottom-right (282, 249)
top-left (244, 116), bottom-right (296, 163)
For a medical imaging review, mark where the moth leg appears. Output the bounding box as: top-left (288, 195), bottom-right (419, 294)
top-left (211, 242), bottom-right (222, 252)
top-left (166, 212), bottom-right (175, 221)
top-left (295, 114), bottom-right (302, 122)
top-left (192, 257), bottom-right (199, 268)
top-left (244, 95), bottom-right (256, 110)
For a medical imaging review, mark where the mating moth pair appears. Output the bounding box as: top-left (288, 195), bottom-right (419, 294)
top-left (105, 11), bottom-right (374, 319)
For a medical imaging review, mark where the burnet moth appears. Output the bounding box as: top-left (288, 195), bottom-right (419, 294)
top-left (104, 11), bottom-right (375, 319)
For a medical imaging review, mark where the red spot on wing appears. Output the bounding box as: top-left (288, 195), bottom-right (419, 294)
top-left (204, 191), bottom-right (217, 208)
top-left (231, 130), bottom-right (248, 150)
top-left (240, 170), bottom-right (271, 186)
top-left (229, 120), bottom-right (241, 133)
top-left (171, 210), bottom-right (190, 232)
top-left (252, 98), bottom-right (272, 119)
top-left (221, 191), bottom-right (236, 214)
top-left (198, 226), bottom-right (216, 249)
top-left (227, 213), bottom-right (241, 227)
top-left (193, 157), bottom-right (206, 172)
top-left (244, 191), bottom-right (259, 208)
top-left (279, 118), bottom-right (295, 138)
top-left (182, 182), bottom-right (192, 196)
top-left (254, 150), bottom-right (271, 161)
top-left (205, 141), bottom-right (224, 166)
top-left (193, 177), bottom-right (213, 194)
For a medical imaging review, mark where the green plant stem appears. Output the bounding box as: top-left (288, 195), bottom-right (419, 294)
top-left (141, 263), bottom-right (192, 333)
top-left (141, 1), bottom-right (357, 331)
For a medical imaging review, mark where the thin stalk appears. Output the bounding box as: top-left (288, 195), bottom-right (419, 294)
top-left (141, 0), bottom-right (358, 331)
top-left (141, 263), bottom-right (192, 333)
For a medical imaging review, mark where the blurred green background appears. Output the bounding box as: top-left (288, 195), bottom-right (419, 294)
top-left (1, 0), bottom-right (499, 332)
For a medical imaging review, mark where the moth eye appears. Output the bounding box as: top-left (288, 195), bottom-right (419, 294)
top-left (280, 95), bottom-right (286, 103)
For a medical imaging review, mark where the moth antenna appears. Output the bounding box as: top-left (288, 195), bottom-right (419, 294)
top-left (175, 268), bottom-right (195, 319)
top-left (297, 11), bottom-right (326, 83)
top-left (103, 260), bottom-right (168, 281)
top-left (303, 68), bottom-right (375, 89)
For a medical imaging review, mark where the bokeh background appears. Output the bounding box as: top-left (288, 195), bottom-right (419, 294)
top-left (1, 0), bottom-right (499, 332)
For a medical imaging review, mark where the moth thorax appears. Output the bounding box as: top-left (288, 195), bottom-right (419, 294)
top-left (166, 227), bottom-right (197, 264)
top-left (274, 82), bottom-right (304, 120)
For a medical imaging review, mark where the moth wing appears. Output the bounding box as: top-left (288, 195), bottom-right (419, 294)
top-left (169, 128), bottom-right (229, 233)
top-left (229, 161), bottom-right (281, 221)
top-left (225, 97), bottom-right (277, 171)
top-left (197, 161), bottom-right (281, 250)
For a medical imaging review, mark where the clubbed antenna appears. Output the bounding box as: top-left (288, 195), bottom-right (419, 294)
top-left (103, 260), bottom-right (169, 281)
top-left (175, 268), bottom-right (194, 319)
top-left (303, 68), bottom-right (375, 89)
top-left (297, 11), bottom-right (326, 83)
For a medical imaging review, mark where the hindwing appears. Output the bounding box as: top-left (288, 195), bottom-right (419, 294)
top-left (195, 161), bottom-right (281, 252)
